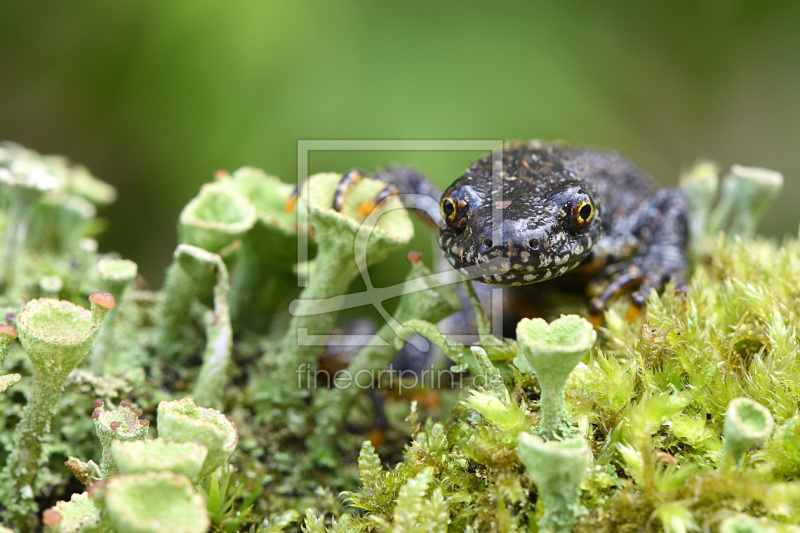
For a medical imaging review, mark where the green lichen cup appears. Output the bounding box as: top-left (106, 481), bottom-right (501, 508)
top-left (42, 492), bottom-right (100, 533)
top-left (99, 471), bottom-right (209, 533)
top-left (91, 258), bottom-right (137, 370)
top-left (518, 432), bottom-right (591, 533)
top-left (111, 439), bottom-right (208, 484)
top-left (178, 182), bottom-right (257, 253)
top-left (17, 294), bottom-right (114, 386)
top-left (721, 397), bottom-right (774, 472)
top-left (726, 165), bottom-right (783, 237)
top-left (157, 397), bottom-right (237, 481)
top-left (679, 161), bottom-right (718, 245)
top-left (516, 314), bottom-right (596, 440)
top-left (707, 165), bottom-right (784, 238)
top-left (93, 401), bottom-right (151, 479)
top-left (301, 171), bottom-right (414, 264)
top-left (4, 293), bottom-right (114, 525)
top-left (96, 257), bottom-right (138, 296)
top-left (227, 166), bottom-right (299, 262)
top-left (62, 162), bottom-right (117, 207)
top-left (16, 296), bottom-right (94, 378)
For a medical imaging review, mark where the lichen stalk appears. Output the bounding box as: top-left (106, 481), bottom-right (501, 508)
top-left (267, 172), bottom-right (413, 410)
top-left (307, 257), bottom-right (460, 465)
top-left (272, 247), bottom-right (361, 405)
top-left (191, 254), bottom-right (232, 409)
top-left (518, 432), bottom-right (591, 532)
top-left (155, 244), bottom-right (222, 355)
top-left (2, 294), bottom-right (113, 526)
top-left (90, 258), bottom-right (137, 373)
top-left (0, 166), bottom-right (57, 295)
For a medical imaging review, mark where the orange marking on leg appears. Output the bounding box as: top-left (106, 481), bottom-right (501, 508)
top-left (626, 304), bottom-right (641, 322)
top-left (368, 428), bottom-right (386, 447)
top-left (358, 200), bottom-right (379, 217)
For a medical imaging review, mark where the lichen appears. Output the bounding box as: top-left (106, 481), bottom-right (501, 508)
top-left (2, 144), bottom-right (800, 532)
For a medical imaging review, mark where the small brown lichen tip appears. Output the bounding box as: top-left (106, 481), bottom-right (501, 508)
top-left (87, 480), bottom-right (107, 498)
top-left (110, 421), bottom-right (120, 430)
top-left (120, 400), bottom-right (130, 408)
top-left (0, 323), bottom-right (18, 338)
top-left (42, 508), bottom-right (63, 526)
top-left (91, 409), bottom-right (101, 419)
top-left (140, 419), bottom-right (150, 426)
top-left (92, 399), bottom-right (104, 408)
top-left (133, 407), bottom-right (141, 416)
top-left (89, 291), bottom-right (117, 309)
top-left (406, 251), bottom-right (422, 263)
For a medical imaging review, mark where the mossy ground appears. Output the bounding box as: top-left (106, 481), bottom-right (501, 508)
top-left (2, 146), bottom-right (800, 532)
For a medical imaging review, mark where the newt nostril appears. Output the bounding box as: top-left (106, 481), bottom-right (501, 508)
top-left (483, 238), bottom-right (493, 248)
top-left (528, 238), bottom-right (539, 249)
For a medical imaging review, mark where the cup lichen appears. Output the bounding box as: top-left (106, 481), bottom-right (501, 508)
top-left (518, 432), bottom-right (592, 532)
top-left (42, 492), bottom-right (101, 533)
top-left (516, 314), bottom-right (597, 440)
top-left (96, 471), bottom-right (210, 533)
top-left (92, 400), bottom-right (151, 479)
top-left (110, 439), bottom-right (208, 483)
top-left (721, 397), bottom-right (774, 472)
top-left (2, 293), bottom-right (115, 525)
top-left (307, 256), bottom-right (461, 465)
top-left (177, 181), bottom-right (257, 254)
top-left (706, 164), bottom-right (784, 238)
top-left (267, 171), bottom-right (414, 409)
top-left (156, 397), bottom-right (237, 481)
top-left (90, 258), bottom-right (138, 373)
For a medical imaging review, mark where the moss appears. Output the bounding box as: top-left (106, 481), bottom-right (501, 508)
top-left (3, 144), bottom-right (800, 532)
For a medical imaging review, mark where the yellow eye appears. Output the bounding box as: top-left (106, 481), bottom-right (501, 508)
top-left (573, 200), bottom-right (594, 227)
top-left (441, 196), bottom-right (457, 222)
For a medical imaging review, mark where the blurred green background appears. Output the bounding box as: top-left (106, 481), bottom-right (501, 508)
top-left (2, 1), bottom-right (799, 284)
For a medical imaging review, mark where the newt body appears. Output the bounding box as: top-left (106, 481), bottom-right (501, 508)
top-left (435, 140), bottom-right (688, 313)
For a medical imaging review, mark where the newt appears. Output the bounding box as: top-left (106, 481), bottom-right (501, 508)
top-left (296, 139), bottom-right (689, 320)
top-left (434, 140), bottom-right (688, 317)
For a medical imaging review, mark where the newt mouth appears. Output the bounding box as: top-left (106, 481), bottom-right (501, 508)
top-left (442, 247), bottom-right (586, 286)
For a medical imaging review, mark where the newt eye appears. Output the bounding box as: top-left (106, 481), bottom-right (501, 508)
top-left (441, 189), bottom-right (469, 232)
top-left (570, 196), bottom-right (595, 230)
top-left (441, 197), bottom-right (457, 222)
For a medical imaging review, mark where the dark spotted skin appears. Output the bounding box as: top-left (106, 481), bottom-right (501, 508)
top-left (437, 140), bottom-right (688, 313)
